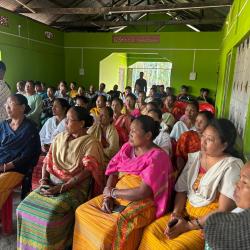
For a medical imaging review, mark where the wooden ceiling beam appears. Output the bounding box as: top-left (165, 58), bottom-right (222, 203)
top-left (14, 0), bottom-right (36, 13)
top-left (48, 0), bottom-right (85, 27)
top-left (18, 0), bottom-right (233, 15)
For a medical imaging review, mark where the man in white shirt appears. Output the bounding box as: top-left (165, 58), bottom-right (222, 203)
top-left (0, 61), bottom-right (11, 122)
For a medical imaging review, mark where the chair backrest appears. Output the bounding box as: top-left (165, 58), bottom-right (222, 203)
top-left (199, 102), bottom-right (215, 114)
top-left (21, 168), bottom-right (33, 199)
top-left (175, 101), bottom-right (189, 110)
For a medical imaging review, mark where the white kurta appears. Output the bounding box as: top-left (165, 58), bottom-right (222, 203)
top-left (175, 151), bottom-right (243, 207)
top-left (154, 122), bottom-right (172, 155)
top-left (170, 120), bottom-right (196, 141)
top-left (39, 116), bottom-right (66, 146)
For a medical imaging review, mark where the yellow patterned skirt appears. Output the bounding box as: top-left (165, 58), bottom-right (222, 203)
top-left (73, 174), bottom-right (156, 250)
top-left (0, 172), bottom-right (24, 209)
top-left (139, 200), bottom-right (219, 250)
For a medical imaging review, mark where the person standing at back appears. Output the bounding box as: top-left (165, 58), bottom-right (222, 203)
top-left (0, 61), bottom-right (11, 122)
top-left (135, 72), bottom-right (147, 93)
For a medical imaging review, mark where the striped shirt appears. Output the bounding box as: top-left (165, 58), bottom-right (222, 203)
top-left (0, 80), bottom-right (11, 122)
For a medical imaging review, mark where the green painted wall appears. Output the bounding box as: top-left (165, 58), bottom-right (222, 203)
top-left (99, 53), bottom-right (127, 91)
top-left (0, 7), bottom-right (221, 100)
top-left (215, 0), bottom-right (250, 159)
top-left (64, 32), bottom-right (222, 97)
top-left (0, 8), bottom-right (64, 91)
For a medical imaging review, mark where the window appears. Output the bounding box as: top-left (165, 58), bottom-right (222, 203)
top-left (128, 61), bottom-right (172, 92)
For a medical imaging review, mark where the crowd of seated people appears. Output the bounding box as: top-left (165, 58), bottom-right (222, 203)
top-left (1, 70), bottom-right (248, 250)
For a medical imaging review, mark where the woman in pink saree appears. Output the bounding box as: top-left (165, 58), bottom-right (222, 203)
top-left (73, 115), bottom-right (174, 250)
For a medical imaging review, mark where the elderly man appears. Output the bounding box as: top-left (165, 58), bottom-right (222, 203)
top-left (0, 61), bottom-right (11, 122)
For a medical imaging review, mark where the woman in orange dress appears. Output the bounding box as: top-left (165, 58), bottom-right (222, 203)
top-left (73, 116), bottom-right (174, 250)
top-left (175, 111), bottom-right (214, 174)
top-left (139, 119), bottom-right (243, 250)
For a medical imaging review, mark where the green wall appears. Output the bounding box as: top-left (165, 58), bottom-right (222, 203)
top-left (0, 8), bottom-right (64, 91)
top-left (0, 7), bottom-right (222, 105)
top-left (0, 7), bottom-right (222, 99)
top-left (215, 0), bottom-right (250, 159)
top-left (99, 53), bottom-right (127, 91)
top-left (64, 32), bottom-right (222, 97)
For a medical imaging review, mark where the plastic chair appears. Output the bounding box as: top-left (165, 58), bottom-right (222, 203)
top-left (1, 182), bottom-right (21, 235)
top-left (175, 101), bottom-right (189, 111)
top-left (1, 193), bottom-right (15, 234)
top-left (199, 102), bottom-right (215, 115)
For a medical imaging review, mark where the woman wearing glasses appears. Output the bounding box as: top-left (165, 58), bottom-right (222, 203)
top-left (17, 106), bottom-right (104, 250)
top-left (0, 94), bottom-right (40, 209)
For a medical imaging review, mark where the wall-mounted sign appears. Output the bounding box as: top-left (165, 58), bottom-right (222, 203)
top-left (45, 31), bottom-right (54, 40)
top-left (113, 35), bottom-right (160, 43)
top-left (0, 16), bottom-right (8, 27)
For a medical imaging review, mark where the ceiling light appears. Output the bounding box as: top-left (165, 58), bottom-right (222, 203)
top-left (113, 26), bottom-right (127, 33)
top-left (186, 24), bottom-right (200, 32)
top-left (138, 13), bottom-right (147, 20)
top-left (128, 52), bottom-right (159, 55)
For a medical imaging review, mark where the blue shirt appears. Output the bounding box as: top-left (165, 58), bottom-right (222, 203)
top-left (0, 118), bottom-right (41, 174)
